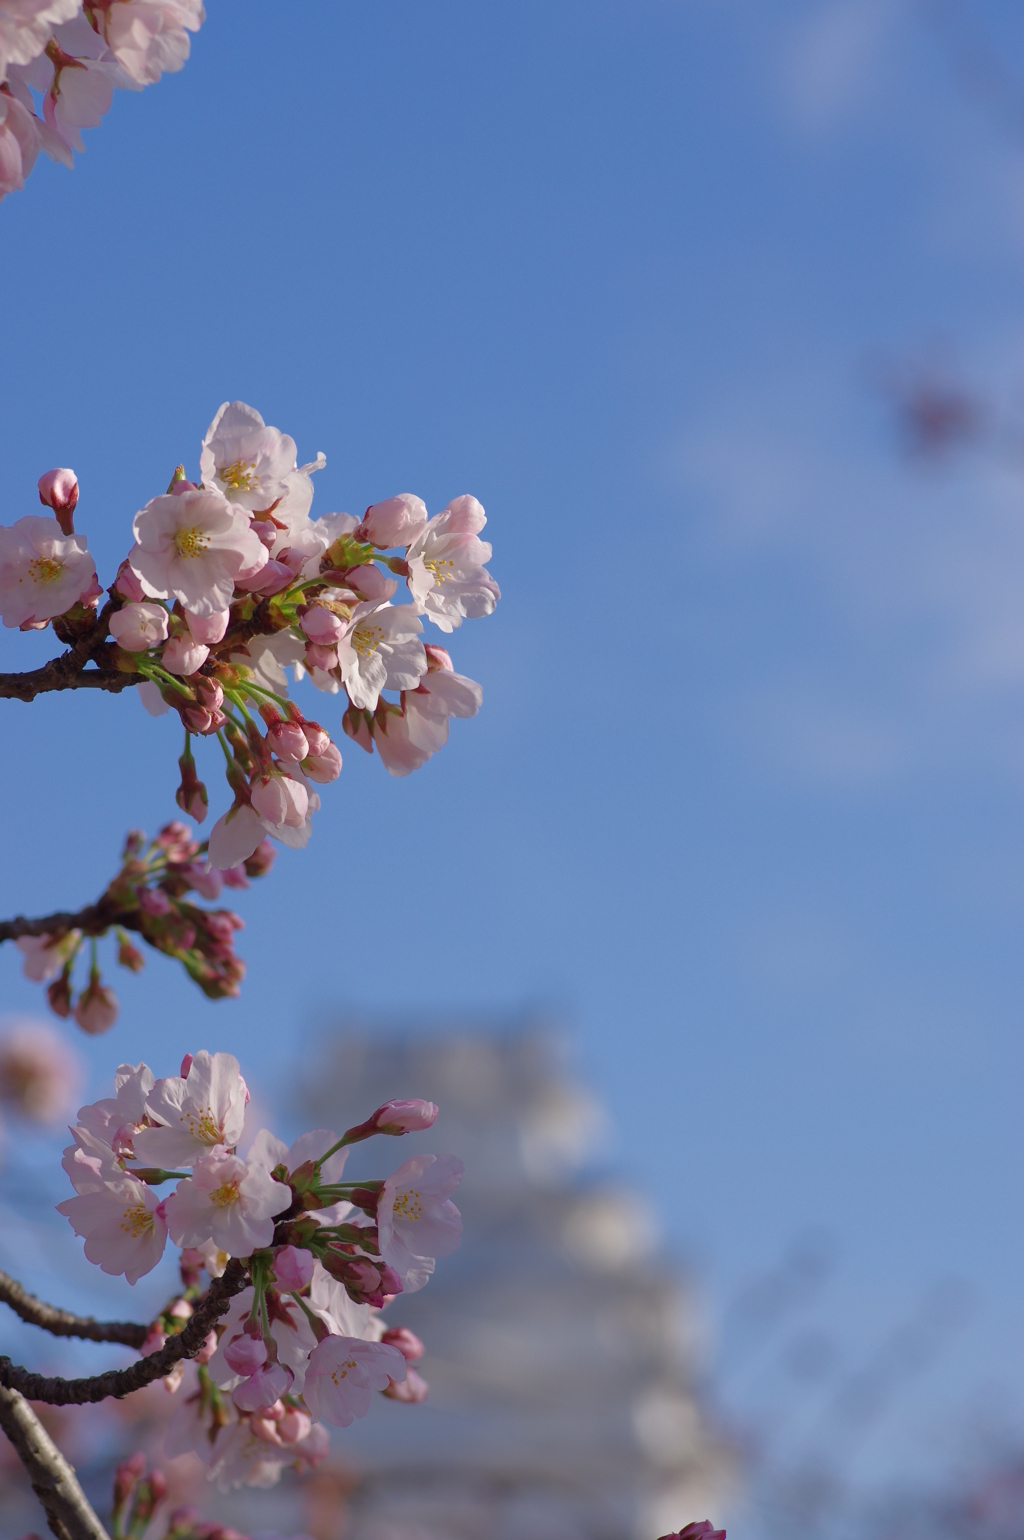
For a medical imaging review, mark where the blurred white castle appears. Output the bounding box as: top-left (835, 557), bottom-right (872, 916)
top-left (288, 1020), bottom-right (733, 1540)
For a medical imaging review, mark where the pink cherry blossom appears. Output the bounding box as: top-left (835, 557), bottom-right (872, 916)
top-left (56, 1176), bottom-right (168, 1284)
top-left (0, 88), bottom-right (39, 198)
top-left (62, 1122), bottom-right (125, 1194)
top-left (299, 604), bottom-right (345, 645)
top-left (161, 632), bottom-right (208, 675)
top-left (92, 0), bottom-right (204, 86)
top-left (222, 1332), bottom-right (267, 1377)
top-left (355, 494), bottom-right (428, 549)
top-left (381, 1326), bottom-right (425, 1362)
top-left (0, 515), bottom-right (98, 628)
top-left (133, 1049), bottom-right (247, 1167)
top-left (184, 605), bottom-right (228, 643)
top-left (404, 665), bottom-right (483, 753)
top-left (207, 1281), bottom-right (319, 1394)
top-left (200, 400), bottom-right (298, 514)
top-left (657, 1526), bottom-right (726, 1540)
top-left (406, 495), bottom-right (500, 632)
top-left (76, 1059), bottom-right (155, 1152)
top-left (163, 1145), bottom-right (290, 1256)
top-left (129, 485), bottom-right (266, 617)
top-left (337, 601), bottom-right (427, 711)
top-left (377, 1153), bottom-right (464, 1293)
top-left (373, 708), bottom-right (431, 778)
top-left (303, 1336), bottom-right (407, 1428)
top-left (0, 0), bottom-right (80, 77)
top-left (109, 601), bottom-right (169, 652)
top-left (207, 803), bottom-right (265, 870)
top-left (303, 739), bottom-right (342, 782)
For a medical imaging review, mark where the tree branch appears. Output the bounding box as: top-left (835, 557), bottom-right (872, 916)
top-left (0, 601), bottom-right (142, 703)
top-left (0, 898), bottom-right (134, 946)
top-left (0, 1271), bottom-right (148, 1349)
top-left (0, 1259), bottom-right (248, 1406)
top-left (0, 1382), bottom-right (110, 1540)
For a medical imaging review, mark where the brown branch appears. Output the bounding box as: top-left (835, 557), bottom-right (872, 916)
top-left (0, 1271), bottom-right (148, 1349)
top-left (0, 1259), bottom-right (248, 1406)
top-left (0, 897), bottom-right (135, 946)
top-left (0, 1382), bottom-right (110, 1540)
top-left (0, 601), bottom-right (142, 703)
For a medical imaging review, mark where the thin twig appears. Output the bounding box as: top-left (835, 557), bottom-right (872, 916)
top-left (0, 1271), bottom-right (148, 1348)
top-left (0, 1381), bottom-right (110, 1540)
top-left (0, 1259), bottom-right (248, 1405)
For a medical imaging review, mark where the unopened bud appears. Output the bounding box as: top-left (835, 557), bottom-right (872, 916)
top-left (38, 468), bottom-right (79, 535)
top-left (383, 1367), bottom-right (429, 1402)
top-left (303, 741), bottom-right (342, 782)
top-left (116, 932), bottom-right (145, 973)
top-left (267, 720), bottom-right (309, 762)
top-left (185, 608), bottom-right (229, 645)
top-left (424, 644), bottom-right (454, 672)
top-left (113, 558), bottom-right (146, 602)
top-left (46, 973), bottom-right (72, 1018)
top-left (373, 1099), bottom-right (439, 1135)
top-left (381, 1325), bottom-right (426, 1362)
top-left (355, 494), bottom-right (428, 549)
top-left (273, 1244), bottom-right (315, 1292)
top-left (194, 676), bottom-right (225, 712)
top-left (73, 975), bottom-right (118, 1035)
top-left (243, 839), bottom-right (276, 879)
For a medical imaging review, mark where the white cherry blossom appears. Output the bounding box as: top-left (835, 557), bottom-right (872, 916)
top-left (406, 495), bottom-right (500, 631)
top-left (92, 0), bottom-right (204, 86)
top-left (200, 400), bottom-right (299, 514)
top-left (129, 484), bottom-right (266, 617)
top-left (133, 1049), bottom-right (247, 1167)
top-left (0, 0), bottom-right (81, 80)
top-left (377, 1153), bottom-right (464, 1292)
top-left (0, 515), bottom-right (98, 627)
top-left (337, 601), bottom-right (427, 712)
top-left (0, 87), bottom-right (40, 195)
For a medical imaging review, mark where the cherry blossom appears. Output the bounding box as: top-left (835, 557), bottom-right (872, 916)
top-left (302, 1336), bottom-right (407, 1428)
top-left (355, 493), bottom-right (428, 549)
top-left (0, 0), bottom-right (80, 79)
top-left (16, 930), bottom-right (79, 982)
top-left (56, 1175), bottom-right (167, 1283)
top-left (207, 1281), bottom-right (319, 1394)
top-left (0, 87), bottom-right (39, 195)
top-left (657, 1526), bottom-right (726, 1540)
top-left (336, 601), bottom-right (427, 711)
top-left (90, 0), bottom-right (204, 86)
top-left (0, 514), bottom-right (98, 628)
top-left (72, 972), bottom-right (118, 1033)
top-left (0, 1019), bottom-right (80, 1123)
top-left (406, 495), bottom-right (500, 632)
top-left (273, 1243), bottom-right (314, 1292)
top-left (164, 1143), bottom-right (290, 1255)
top-left (109, 599), bottom-right (168, 652)
top-left (130, 485), bottom-right (266, 616)
top-left (37, 466), bottom-right (78, 533)
top-left (377, 1152), bottom-right (464, 1292)
top-left (200, 400), bottom-right (300, 514)
top-left (134, 1049), bottom-right (248, 1167)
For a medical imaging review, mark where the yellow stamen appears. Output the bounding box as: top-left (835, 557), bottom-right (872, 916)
top-left (174, 525), bottom-right (210, 559)
top-left (27, 556), bottom-right (64, 586)
top-left (393, 1188), bottom-right (423, 1222)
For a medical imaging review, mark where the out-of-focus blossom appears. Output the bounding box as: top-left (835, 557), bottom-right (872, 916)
top-left (657, 1526), bottom-right (726, 1540)
top-left (406, 495), bottom-right (499, 632)
top-left (16, 930), bottom-right (79, 982)
top-left (382, 1366), bottom-right (429, 1402)
top-left (72, 973), bottom-right (118, 1034)
top-left (0, 515), bottom-right (98, 628)
top-left (0, 1019), bottom-right (80, 1122)
top-left (109, 600), bottom-right (168, 652)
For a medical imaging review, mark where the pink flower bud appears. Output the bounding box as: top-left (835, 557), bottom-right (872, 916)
top-left (657, 1527), bottom-right (726, 1540)
top-left (303, 742), bottom-right (343, 783)
top-left (195, 676), bottom-right (225, 711)
top-left (114, 559), bottom-right (147, 602)
top-left (250, 1412), bottom-right (285, 1446)
top-left (109, 602), bottom-right (169, 653)
top-left (235, 558), bottom-right (291, 595)
top-left (243, 840), bottom-right (276, 878)
top-left (185, 608), bottom-right (229, 645)
top-left (379, 1263), bottom-right (404, 1298)
top-left (140, 887), bottom-right (172, 917)
top-left (381, 1326), bottom-right (425, 1362)
top-left (250, 519), bottom-right (279, 550)
top-left (196, 1330), bottom-right (218, 1364)
top-left (267, 721), bottom-right (309, 762)
top-left (424, 644), bottom-right (454, 672)
top-left (343, 563), bottom-right (398, 602)
top-left (305, 642), bottom-right (338, 672)
top-left (276, 1407), bottom-right (313, 1445)
top-left (356, 494), bottom-right (428, 548)
top-left (222, 1333), bottom-right (268, 1376)
top-left (162, 635), bottom-right (209, 676)
top-left (300, 605), bottom-right (345, 645)
top-left (273, 1244), bottom-right (314, 1292)
top-left (383, 1367), bottom-right (429, 1402)
top-left (73, 979), bottom-right (118, 1036)
top-left (373, 1099), bottom-right (439, 1134)
top-left (251, 774), bottom-right (308, 829)
top-left (180, 1053), bottom-right (194, 1076)
top-left (301, 722), bottom-right (330, 756)
top-left (38, 468), bottom-right (79, 535)
top-left (140, 1326), bottom-right (167, 1357)
top-left (168, 1298), bottom-right (193, 1320)
top-left (181, 704), bottom-right (225, 735)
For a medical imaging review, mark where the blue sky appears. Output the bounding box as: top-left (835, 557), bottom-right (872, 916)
top-left (3, 0), bottom-right (1024, 1521)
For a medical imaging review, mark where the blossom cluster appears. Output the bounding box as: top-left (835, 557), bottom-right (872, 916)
top-left (58, 1050), bottom-right (462, 1489)
top-left (0, 0), bottom-right (203, 199)
top-left (0, 401), bottom-right (497, 877)
top-left (15, 821), bottom-right (274, 1029)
